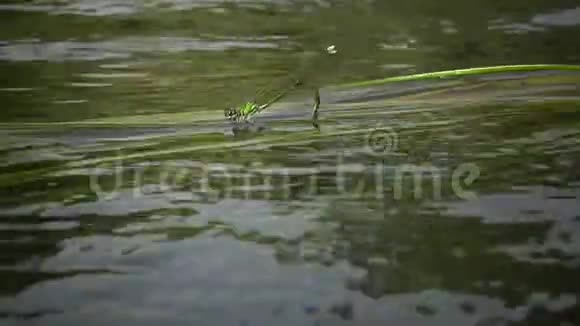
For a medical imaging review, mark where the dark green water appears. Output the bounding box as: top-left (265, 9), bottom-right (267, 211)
top-left (1, 1), bottom-right (580, 325)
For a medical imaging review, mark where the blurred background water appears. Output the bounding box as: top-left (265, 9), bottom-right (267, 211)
top-left (1, 1), bottom-right (580, 325)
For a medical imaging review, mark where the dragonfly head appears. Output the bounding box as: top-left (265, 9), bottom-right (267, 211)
top-left (225, 102), bottom-right (259, 122)
top-left (224, 107), bottom-right (239, 121)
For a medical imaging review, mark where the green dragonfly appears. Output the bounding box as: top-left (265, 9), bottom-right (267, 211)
top-left (224, 79), bottom-right (321, 124)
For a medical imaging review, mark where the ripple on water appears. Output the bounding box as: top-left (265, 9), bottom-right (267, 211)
top-left (0, 37), bottom-right (286, 62)
top-left (1, 0), bottom-right (293, 16)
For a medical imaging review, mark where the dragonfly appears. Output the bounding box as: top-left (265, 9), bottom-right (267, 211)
top-left (224, 79), bottom-right (321, 126)
top-left (224, 45), bottom-right (340, 126)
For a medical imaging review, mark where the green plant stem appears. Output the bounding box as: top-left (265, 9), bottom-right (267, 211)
top-left (335, 64), bottom-right (580, 88)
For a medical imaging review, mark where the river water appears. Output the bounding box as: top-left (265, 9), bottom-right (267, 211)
top-left (1, 1), bottom-right (580, 325)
